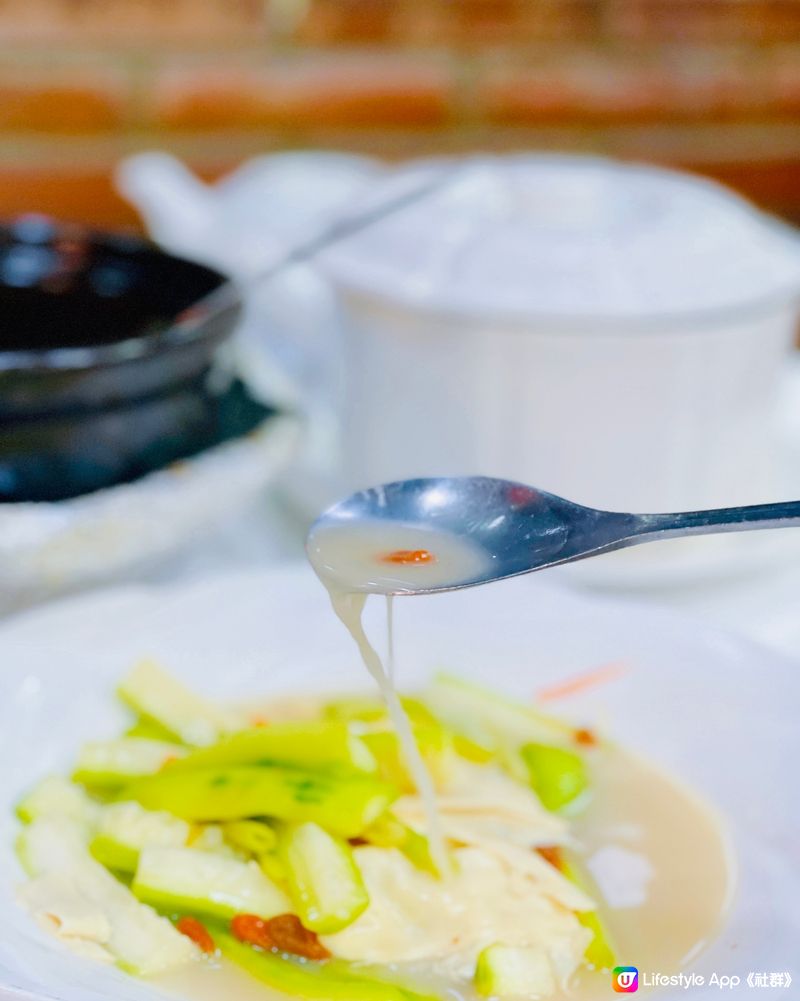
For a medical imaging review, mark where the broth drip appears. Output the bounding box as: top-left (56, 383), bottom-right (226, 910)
top-left (307, 520), bottom-right (494, 879)
top-left (328, 590), bottom-right (451, 878)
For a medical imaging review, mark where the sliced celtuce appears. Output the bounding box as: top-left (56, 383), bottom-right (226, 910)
top-left (326, 695), bottom-right (494, 764)
top-left (118, 659), bottom-right (246, 747)
top-left (475, 943), bottom-right (556, 998)
top-left (325, 696), bottom-right (437, 728)
top-left (15, 817), bottom-right (196, 975)
top-left (520, 743), bottom-right (589, 812)
top-left (187, 823), bottom-right (246, 858)
top-left (259, 851), bottom-right (288, 886)
top-left (165, 723), bottom-right (377, 776)
top-left (16, 815), bottom-right (92, 877)
top-left (280, 821), bottom-right (369, 933)
top-left (133, 845), bottom-right (290, 920)
top-left (423, 673), bottom-right (575, 750)
top-left (73, 738), bottom-right (186, 788)
top-left (16, 776), bottom-right (101, 826)
top-left (90, 801), bottom-right (190, 873)
top-left (222, 820), bottom-right (278, 856)
top-left (361, 814), bottom-right (439, 877)
top-left (218, 931), bottom-right (441, 1001)
top-left (323, 697), bottom-right (388, 723)
top-left (558, 852), bottom-right (617, 970)
top-left (362, 726), bottom-right (453, 791)
top-left (125, 716), bottom-right (177, 741)
top-left (125, 766), bottom-right (396, 838)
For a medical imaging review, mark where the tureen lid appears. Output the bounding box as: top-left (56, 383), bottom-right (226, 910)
top-left (321, 154), bottom-right (800, 323)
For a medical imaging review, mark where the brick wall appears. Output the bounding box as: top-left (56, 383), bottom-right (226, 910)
top-left (0, 0), bottom-right (799, 229)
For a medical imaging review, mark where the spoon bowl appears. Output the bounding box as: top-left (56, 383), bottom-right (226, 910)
top-left (309, 475), bottom-right (800, 595)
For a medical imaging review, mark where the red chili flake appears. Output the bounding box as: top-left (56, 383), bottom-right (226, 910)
top-left (536, 845), bottom-right (564, 870)
top-left (574, 727), bottom-right (598, 747)
top-left (267, 914), bottom-right (331, 960)
top-left (231, 914), bottom-right (274, 950)
top-left (176, 916), bottom-right (215, 954)
top-left (250, 716), bottom-right (270, 728)
top-left (160, 754), bottom-right (180, 770)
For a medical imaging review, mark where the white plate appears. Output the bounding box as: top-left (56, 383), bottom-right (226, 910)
top-left (0, 567), bottom-right (797, 999)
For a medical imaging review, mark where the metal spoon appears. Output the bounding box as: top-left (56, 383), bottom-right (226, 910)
top-left (309, 475), bottom-right (800, 595)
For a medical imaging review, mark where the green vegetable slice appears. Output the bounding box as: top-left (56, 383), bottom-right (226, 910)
top-left (559, 852), bottom-right (617, 970)
top-left (16, 776), bottom-right (100, 825)
top-left (475, 943), bottom-right (556, 997)
top-left (323, 697), bottom-right (388, 723)
top-left (218, 930), bottom-right (441, 1001)
top-left (73, 738), bottom-right (186, 789)
top-left (125, 766), bottom-right (396, 838)
top-left (520, 743), bottom-right (589, 812)
top-left (361, 814), bottom-right (440, 877)
top-left (16, 815), bottom-right (92, 877)
top-left (222, 819), bottom-right (278, 856)
top-left (280, 821), bottom-right (369, 933)
top-left (125, 716), bottom-right (178, 741)
top-left (423, 673), bottom-right (575, 750)
top-left (132, 845), bottom-right (290, 920)
top-left (90, 801), bottom-right (189, 873)
top-left (118, 660), bottom-right (245, 747)
top-left (166, 723), bottom-right (377, 776)
top-left (361, 726), bottom-right (453, 791)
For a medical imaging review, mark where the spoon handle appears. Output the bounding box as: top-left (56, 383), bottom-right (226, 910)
top-left (176, 168), bottom-right (457, 332)
top-left (634, 500), bottom-right (800, 541)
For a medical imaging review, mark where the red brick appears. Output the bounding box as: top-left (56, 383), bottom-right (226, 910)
top-left (765, 48), bottom-right (800, 114)
top-left (608, 0), bottom-right (800, 44)
top-left (0, 165), bottom-right (142, 229)
top-left (154, 55), bottom-right (454, 130)
top-left (292, 0), bottom-right (397, 45)
top-left (655, 50), bottom-right (767, 121)
top-left (480, 50), bottom-right (768, 127)
top-left (481, 58), bottom-right (665, 125)
top-left (0, 0), bottom-right (268, 47)
top-left (0, 64), bottom-right (127, 132)
top-left (394, 0), bottom-right (596, 46)
top-left (686, 160), bottom-right (800, 224)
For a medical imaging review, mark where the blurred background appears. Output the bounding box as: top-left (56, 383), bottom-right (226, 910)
top-left (1, 0), bottom-right (799, 228)
top-left (3, 0), bottom-right (800, 618)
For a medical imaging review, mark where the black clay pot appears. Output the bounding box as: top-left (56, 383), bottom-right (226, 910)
top-left (0, 215), bottom-right (271, 502)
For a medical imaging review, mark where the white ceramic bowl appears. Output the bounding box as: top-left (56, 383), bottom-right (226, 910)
top-left (0, 566), bottom-right (797, 999)
top-left (320, 156), bottom-right (800, 518)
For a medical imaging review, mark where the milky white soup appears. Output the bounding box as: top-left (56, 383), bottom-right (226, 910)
top-left (306, 519), bottom-right (492, 595)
